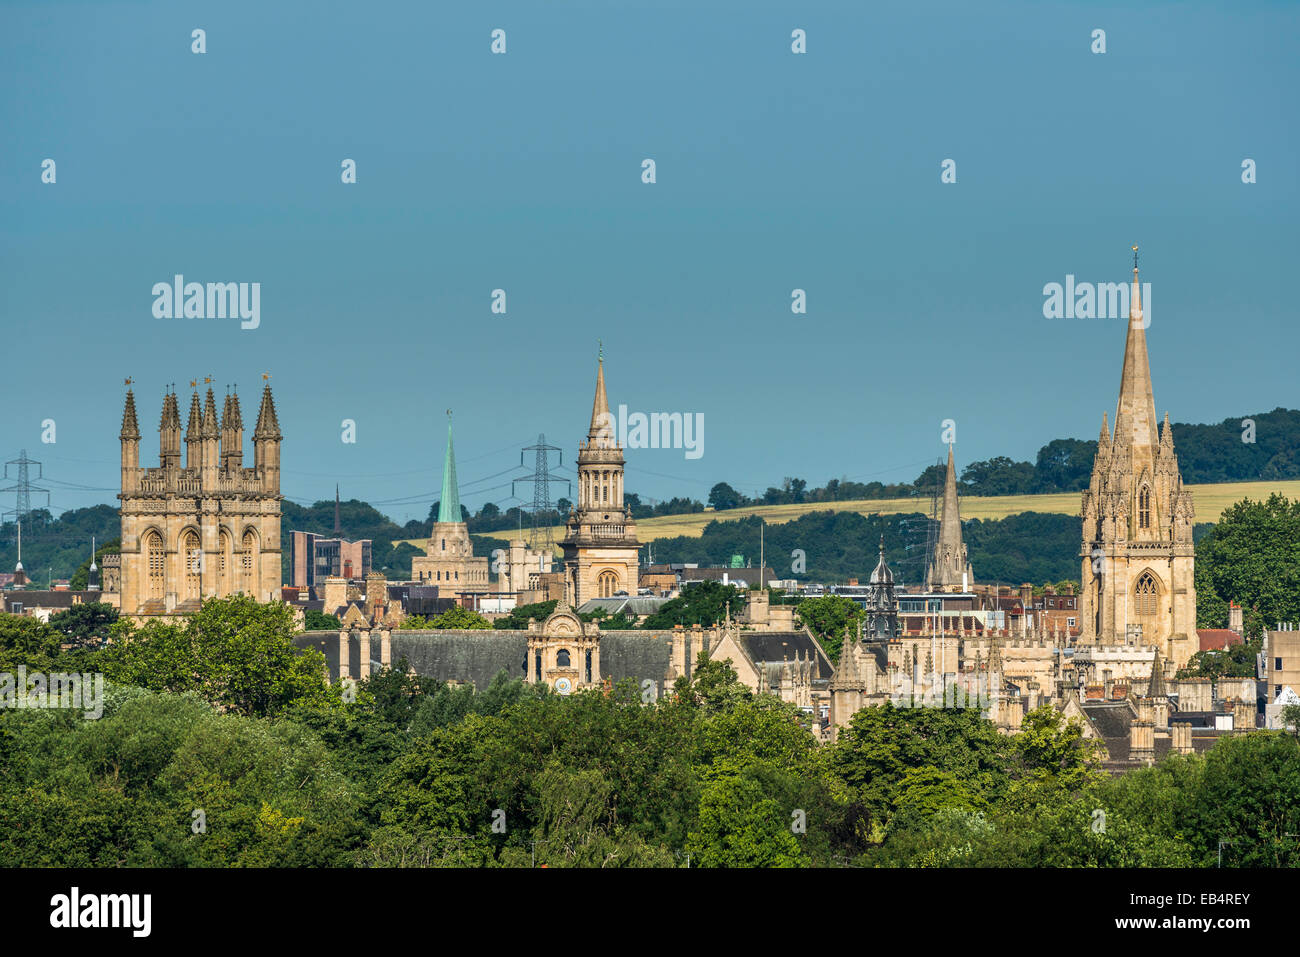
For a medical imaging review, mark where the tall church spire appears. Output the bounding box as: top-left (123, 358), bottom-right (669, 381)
top-left (437, 411), bottom-right (461, 524)
top-left (925, 444), bottom-right (973, 592)
top-left (588, 350), bottom-right (613, 448)
top-left (1112, 247), bottom-right (1158, 451)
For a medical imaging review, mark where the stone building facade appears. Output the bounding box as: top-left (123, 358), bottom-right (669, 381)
top-left (118, 381), bottom-right (282, 617)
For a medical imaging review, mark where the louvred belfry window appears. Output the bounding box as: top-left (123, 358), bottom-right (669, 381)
top-left (1134, 573), bottom-right (1158, 616)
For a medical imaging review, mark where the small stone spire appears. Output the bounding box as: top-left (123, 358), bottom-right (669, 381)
top-left (253, 381), bottom-right (281, 440)
top-left (587, 352), bottom-right (613, 448)
top-left (120, 389), bottom-right (140, 440)
top-left (926, 444), bottom-right (973, 591)
top-left (185, 388), bottom-right (203, 442)
top-left (1147, 648), bottom-right (1167, 699)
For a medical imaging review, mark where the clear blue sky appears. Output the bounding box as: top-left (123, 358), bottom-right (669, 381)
top-left (1, 0), bottom-right (1296, 525)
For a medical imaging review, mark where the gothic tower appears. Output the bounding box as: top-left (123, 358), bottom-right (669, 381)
top-left (925, 444), bottom-right (973, 592)
top-left (118, 378), bottom-right (282, 617)
top-left (412, 412), bottom-right (489, 589)
top-left (1078, 254), bottom-right (1196, 668)
top-left (562, 354), bottom-right (641, 603)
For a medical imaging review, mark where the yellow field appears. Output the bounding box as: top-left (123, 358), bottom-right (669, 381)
top-left (400, 480), bottom-right (1300, 551)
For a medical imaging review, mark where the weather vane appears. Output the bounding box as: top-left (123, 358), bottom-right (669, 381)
top-left (124, 377), bottom-right (133, 387)
top-left (1132, 244), bottom-right (1139, 270)
top-left (204, 376), bottom-right (212, 385)
top-left (189, 379), bottom-right (197, 389)
top-left (262, 372), bottom-right (271, 381)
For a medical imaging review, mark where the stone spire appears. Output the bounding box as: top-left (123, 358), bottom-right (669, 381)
top-left (159, 389), bottom-right (182, 468)
top-left (1111, 255), bottom-right (1159, 452)
top-left (202, 387), bottom-right (220, 438)
top-left (185, 389), bottom-right (203, 443)
top-left (925, 444), bottom-right (973, 592)
top-left (1147, 648), bottom-right (1166, 698)
top-left (221, 389), bottom-right (244, 471)
top-left (437, 411), bottom-right (461, 524)
top-left (120, 389), bottom-right (140, 440)
top-left (253, 382), bottom-right (281, 440)
top-left (587, 354), bottom-right (614, 449)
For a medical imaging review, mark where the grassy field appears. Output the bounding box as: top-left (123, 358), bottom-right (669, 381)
top-left (401, 479), bottom-right (1300, 551)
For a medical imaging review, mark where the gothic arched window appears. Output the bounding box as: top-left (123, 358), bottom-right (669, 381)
top-left (556, 649), bottom-right (571, 667)
top-left (182, 529), bottom-right (201, 600)
top-left (242, 530), bottom-right (258, 595)
top-left (1138, 486), bottom-right (1151, 530)
top-left (145, 530), bottom-right (165, 600)
top-left (598, 570), bottom-right (618, 598)
top-left (1134, 572), bottom-right (1158, 616)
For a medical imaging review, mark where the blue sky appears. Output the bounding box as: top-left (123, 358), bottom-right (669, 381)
top-left (1, 0), bottom-right (1296, 525)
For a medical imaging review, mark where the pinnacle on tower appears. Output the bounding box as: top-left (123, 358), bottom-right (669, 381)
top-left (185, 389), bottom-right (203, 441)
top-left (160, 390), bottom-right (181, 433)
top-left (1147, 648), bottom-right (1167, 699)
top-left (202, 387), bottom-right (220, 437)
top-left (437, 411), bottom-right (461, 524)
top-left (120, 390), bottom-right (140, 440)
top-left (253, 382), bottom-right (281, 440)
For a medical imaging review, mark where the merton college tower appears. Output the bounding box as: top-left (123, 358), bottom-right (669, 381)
top-left (118, 381), bottom-right (283, 617)
top-left (1078, 257), bottom-right (1196, 669)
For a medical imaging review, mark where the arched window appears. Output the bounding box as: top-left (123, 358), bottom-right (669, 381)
top-left (1134, 572), bottom-right (1158, 616)
top-left (145, 530), bottom-right (165, 600)
top-left (218, 529), bottom-right (231, 594)
top-left (1138, 486), bottom-right (1151, 530)
top-left (556, 649), bottom-right (571, 667)
top-left (598, 570), bottom-right (618, 598)
top-left (182, 529), bottom-right (201, 600)
top-left (242, 530), bottom-right (258, 595)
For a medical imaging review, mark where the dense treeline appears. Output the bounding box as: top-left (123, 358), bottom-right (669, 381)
top-left (3, 596), bottom-right (1298, 868)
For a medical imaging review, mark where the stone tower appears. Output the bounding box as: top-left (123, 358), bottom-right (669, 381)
top-left (925, 445), bottom-right (973, 592)
top-left (1078, 255), bottom-right (1196, 669)
top-left (118, 380), bottom-right (282, 617)
top-left (412, 412), bottom-right (489, 589)
top-left (562, 354), bottom-right (641, 603)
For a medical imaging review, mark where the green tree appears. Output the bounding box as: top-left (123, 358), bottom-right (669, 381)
top-left (795, 595), bottom-right (862, 663)
top-left (1195, 494), bottom-right (1300, 636)
top-left (101, 596), bottom-right (337, 717)
top-left (47, 601), bottom-right (119, 649)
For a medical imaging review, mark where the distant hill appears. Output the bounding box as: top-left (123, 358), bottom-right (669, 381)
top-left (464, 479), bottom-right (1300, 550)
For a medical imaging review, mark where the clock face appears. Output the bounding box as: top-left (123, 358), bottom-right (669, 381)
top-left (554, 677), bottom-right (573, 695)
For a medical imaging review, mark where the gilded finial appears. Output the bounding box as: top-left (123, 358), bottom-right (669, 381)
top-left (1132, 244), bottom-right (1139, 271)
top-left (189, 379), bottom-right (197, 389)
top-left (124, 377), bottom-right (133, 387)
top-left (204, 376), bottom-right (212, 385)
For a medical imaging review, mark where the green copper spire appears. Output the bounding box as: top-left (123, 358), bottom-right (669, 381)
top-left (438, 410), bottom-right (461, 524)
